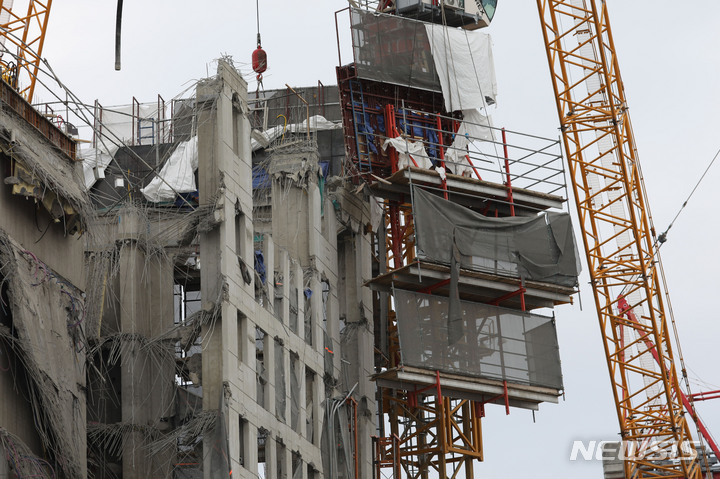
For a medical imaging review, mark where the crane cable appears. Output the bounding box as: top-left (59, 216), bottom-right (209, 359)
top-left (656, 146), bottom-right (720, 246)
top-left (253, 0), bottom-right (266, 97)
top-left (655, 146), bottom-right (720, 472)
top-left (619, 145), bottom-right (720, 470)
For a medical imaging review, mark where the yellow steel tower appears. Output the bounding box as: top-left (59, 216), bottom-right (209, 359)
top-left (0, 0), bottom-right (52, 102)
top-left (536, 0), bottom-right (702, 477)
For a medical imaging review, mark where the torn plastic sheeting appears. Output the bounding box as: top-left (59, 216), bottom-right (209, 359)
top-left (141, 136), bottom-right (198, 203)
top-left (382, 137), bottom-right (434, 170)
top-left (254, 250), bottom-right (267, 284)
top-left (425, 24), bottom-right (497, 112)
top-left (413, 187), bottom-right (581, 287)
top-left (290, 355), bottom-right (300, 432)
top-left (250, 115), bottom-right (341, 152)
top-left (275, 339), bottom-right (287, 422)
top-left (98, 103), bottom-right (159, 147)
top-left (292, 453), bottom-right (303, 479)
top-left (445, 109), bottom-right (494, 177)
top-left (370, 196), bottom-right (384, 233)
top-left (80, 146), bottom-right (117, 189)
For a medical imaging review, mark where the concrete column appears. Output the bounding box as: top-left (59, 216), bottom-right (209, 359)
top-left (265, 432), bottom-right (277, 479)
top-left (246, 422), bottom-right (259, 476)
top-left (198, 60), bottom-right (254, 478)
top-left (117, 236), bottom-right (175, 479)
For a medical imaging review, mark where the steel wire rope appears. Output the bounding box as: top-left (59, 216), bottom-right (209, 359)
top-left (655, 146), bottom-right (720, 248)
top-left (616, 147), bottom-right (720, 397)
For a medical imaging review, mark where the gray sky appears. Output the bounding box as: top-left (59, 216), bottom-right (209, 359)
top-left (35, 1), bottom-right (720, 477)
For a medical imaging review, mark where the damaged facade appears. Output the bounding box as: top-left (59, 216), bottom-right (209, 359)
top-left (0, 7), bottom-right (580, 478)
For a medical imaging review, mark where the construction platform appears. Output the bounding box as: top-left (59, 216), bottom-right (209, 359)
top-left (369, 167), bottom-right (565, 215)
top-left (366, 260), bottom-right (575, 310)
top-left (373, 366), bottom-right (562, 411)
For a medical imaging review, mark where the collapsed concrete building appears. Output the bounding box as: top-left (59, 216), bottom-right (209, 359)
top-left (80, 62), bottom-right (376, 478)
top-left (0, 6), bottom-right (582, 478)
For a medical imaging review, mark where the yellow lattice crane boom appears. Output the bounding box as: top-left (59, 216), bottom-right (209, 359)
top-left (0, 0), bottom-right (52, 102)
top-left (536, 0), bottom-right (702, 477)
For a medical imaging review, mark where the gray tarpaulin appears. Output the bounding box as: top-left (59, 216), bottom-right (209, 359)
top-left (351, 8), bottom-right (439, 92)
top-left (413, 187), bottom-right (581, 287)
top-left (394, 289), bottom-right (563, 390)
top-left (349, 8), bottom-right (497, 110)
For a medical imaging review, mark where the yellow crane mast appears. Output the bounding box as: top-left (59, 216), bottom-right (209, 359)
top-left (0, 0), bottom-right (52, 102)
top-left (536, 0), bottom-right (702, 477)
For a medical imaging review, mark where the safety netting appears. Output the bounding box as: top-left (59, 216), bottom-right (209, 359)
top-left (394, 289), bottom-right (563, 390)
top-left (413, 187), bottom-right (581, 287)
top-left (349, 8), bottom-right (497, 110)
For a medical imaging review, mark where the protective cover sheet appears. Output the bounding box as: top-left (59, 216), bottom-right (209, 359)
top-left (424, 23), bottom-right (497, 111)
top-left (413, 187), bottom-right (581, 287)
top-left (394, 289), bottom-right (563, 390)
top-left (141, 136), bottom-right (198, 202)
top-left (382, 137), bottom-right (434, 169)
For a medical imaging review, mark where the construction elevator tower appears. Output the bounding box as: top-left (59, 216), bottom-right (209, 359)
top-left (336, 4), bottom-right (581, 477)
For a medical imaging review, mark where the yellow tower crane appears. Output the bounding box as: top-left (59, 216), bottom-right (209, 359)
top-left (0, 0), bottom-right (52, 103)
top-left (536, 0), bottom-right (703, 477)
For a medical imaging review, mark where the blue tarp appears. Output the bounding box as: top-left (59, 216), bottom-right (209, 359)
top-left (253, 165), bottom-right (271, 190)
top-left (174, 191), bottom-right (199, 208)
top-left (254, 250), bottom-right (266, 284)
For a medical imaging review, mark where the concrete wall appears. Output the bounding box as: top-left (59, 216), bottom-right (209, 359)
top-left (195, 60), bottom-right (378, 479)
top-left (0, 130), bottom-right (88, 476)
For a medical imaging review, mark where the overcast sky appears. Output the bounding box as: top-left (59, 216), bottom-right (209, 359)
top-left (33, 1), bottom-right (720, 477)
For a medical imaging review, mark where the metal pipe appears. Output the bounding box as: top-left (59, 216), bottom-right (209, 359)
top-left (502, 128), bottom-right (515, 216)
top-left (329, 382), bottom-right (359, 479)
top-left (115, 0), bottom-right (123, 70)
top-left (285, 83), bottom-right (310, 142)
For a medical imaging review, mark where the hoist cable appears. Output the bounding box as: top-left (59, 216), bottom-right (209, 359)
top-left (657, 146), bottom-right (720, 245)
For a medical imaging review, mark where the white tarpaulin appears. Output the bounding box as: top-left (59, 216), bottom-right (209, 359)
top-left (80, 146), bottom-right (117, 190)
top-left (250, 115), bottom-right (341, 151)
top-left (382, 137), bottom-right (434, 170)
top-left (424, 25), bottom-right (497, 112)
top-left (445, 109), bottom-right (494, 177)
top-left (141, 136), bottom-right (198, 202)
top-left (97, 103), bottom-right (159, 146)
